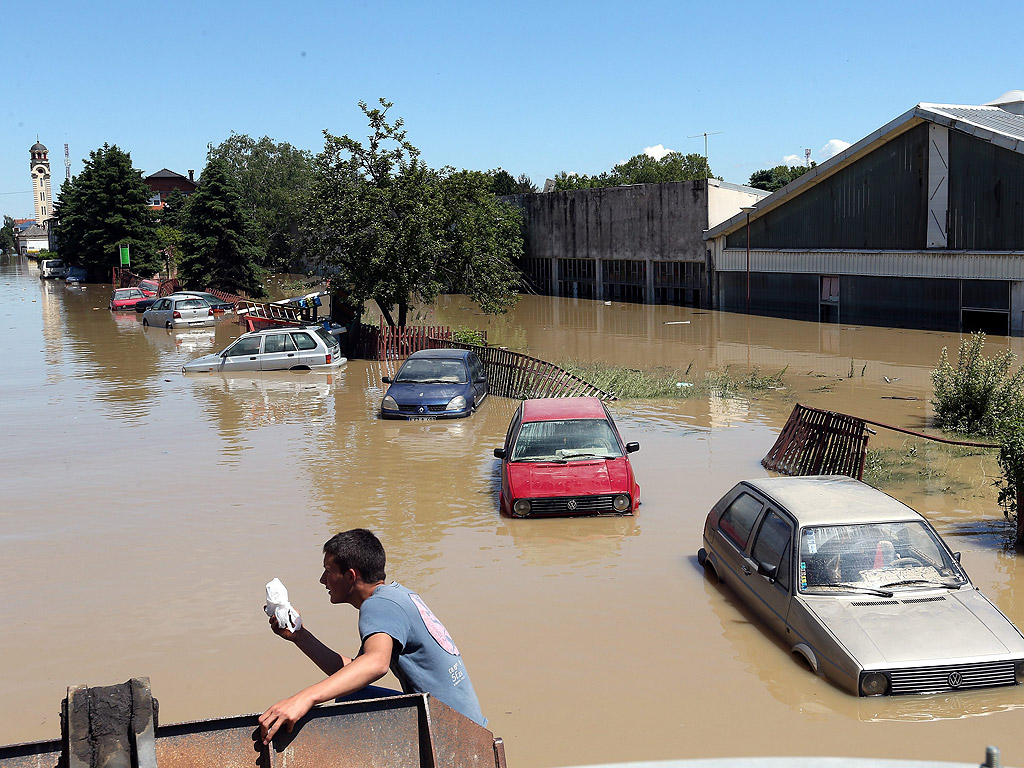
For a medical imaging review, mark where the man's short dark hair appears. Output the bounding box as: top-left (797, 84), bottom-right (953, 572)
top-left (323, 529), bottom-right (386, 583)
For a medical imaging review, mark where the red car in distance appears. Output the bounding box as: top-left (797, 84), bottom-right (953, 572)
top-left (109, 287), bottom-right (149, 311)
top-left (138, 279), bottom-right (160, 296)
top-left (493, 397), bottom-right (641, 517)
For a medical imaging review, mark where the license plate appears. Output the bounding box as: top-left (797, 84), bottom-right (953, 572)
top-left (409, 416), bottom-right (436, 422)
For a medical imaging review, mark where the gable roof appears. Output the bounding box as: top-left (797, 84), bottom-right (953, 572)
top-left (145, 168), bottom-right (191, 180)
top-left (706, 99), bottom-right (1024, 240)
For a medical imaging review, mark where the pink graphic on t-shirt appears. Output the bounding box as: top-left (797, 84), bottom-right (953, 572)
top-left (410, 593), bottom-right (460, 656)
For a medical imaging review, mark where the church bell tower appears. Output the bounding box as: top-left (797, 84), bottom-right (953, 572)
top-left (30, 140), bottom-right (52, 225)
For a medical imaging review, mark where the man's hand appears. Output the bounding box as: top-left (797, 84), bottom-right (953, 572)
top-left (268, 612), bottom-right (303, 642)
top-left (258, 690), bottom-right (315, 745)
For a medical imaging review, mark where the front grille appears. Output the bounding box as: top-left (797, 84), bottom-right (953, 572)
top-left (888, 661), bottom-right (1018, 695)
top-left (527, 495), bottom-right (622, 515)
top-left (398, 403), bottom-right (447, 413)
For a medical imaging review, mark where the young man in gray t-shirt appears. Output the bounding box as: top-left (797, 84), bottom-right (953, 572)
top-left (259, 529), bottom-right (485, 745)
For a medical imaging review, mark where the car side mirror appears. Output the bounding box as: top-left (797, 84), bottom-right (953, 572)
top-left (381, 376), bottom-right (392, 384)
top-left (953, 551), bottom-right (961, 563)
top-left (757, 561), bottom-right (778, 581)
top-left (493, 448), bottom-right (506, 459)
top-left (626, 442), bottom-right (640, 453)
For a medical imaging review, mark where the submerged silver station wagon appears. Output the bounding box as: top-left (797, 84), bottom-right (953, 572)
top-left (698, 475), bottom-right (1024, 697)
top-left (182, 326), bottom-right (345, 373)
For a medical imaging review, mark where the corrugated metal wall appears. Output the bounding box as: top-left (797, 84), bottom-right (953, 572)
top-left (726, 124), bottom-right (928, 250)
top-left (948, 131), bottom-right (1024, 250)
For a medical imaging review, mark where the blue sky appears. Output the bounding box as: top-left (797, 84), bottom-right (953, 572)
top-left (3, 0), bottom-right (1021, 219)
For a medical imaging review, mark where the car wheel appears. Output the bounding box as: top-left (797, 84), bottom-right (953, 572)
top-left (142, 318), bottom-right (149, 327)
top-left (697, 548), bottom-right (707, 566)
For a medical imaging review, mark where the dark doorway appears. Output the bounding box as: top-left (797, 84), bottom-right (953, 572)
top-left (962, 309), bottom-right (1009, 336)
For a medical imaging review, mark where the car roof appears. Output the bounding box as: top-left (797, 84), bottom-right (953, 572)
top-left (406, 348), bottom-right (471, 360)
top-left (740, 475), bottom-right (923, 527)
top-left (521, 397), bottom-right (607, 422)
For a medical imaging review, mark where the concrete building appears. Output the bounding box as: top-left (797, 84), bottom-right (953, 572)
top-left (509, 179), bottom-right (767, 307)
top-left (705, 91), bottom-right (1024, 335)
top-left (16, 223), bottom-right (50, 255)
top-left (30, 141), bottom-right (53, 225)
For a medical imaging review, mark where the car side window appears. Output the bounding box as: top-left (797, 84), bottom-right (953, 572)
top-left (751, 510), bottom-right (793, 590)
top-left (718, 492), bottom-right (764, 550)
top-left (264, 334), bottom-right (295, 354)
top-left (226, 337), bottom-right (262, 356)
top-left (153, 299), bottom-right (167, 310)
top-left (470, 354), bottom-right (484, 381)
top-left (506, 408), bottom-right (522, 451)
top-left (292, 332), bottom-right (317, 351)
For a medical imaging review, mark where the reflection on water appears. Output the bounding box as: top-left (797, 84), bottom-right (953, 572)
top-left (2, 265), bottom-right (1022, 768)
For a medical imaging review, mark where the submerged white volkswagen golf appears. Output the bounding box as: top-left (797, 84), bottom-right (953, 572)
top-left (698, 475), bottom-right (1024, 696)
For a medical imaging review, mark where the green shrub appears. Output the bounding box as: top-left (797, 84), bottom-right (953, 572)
top-left (451, 327), bottom-right (486, 346)
top-left (930, 332), bottom-right (1024, 436)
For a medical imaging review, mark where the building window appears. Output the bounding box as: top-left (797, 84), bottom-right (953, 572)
top-left (149, 192), bottom-right (162, 206)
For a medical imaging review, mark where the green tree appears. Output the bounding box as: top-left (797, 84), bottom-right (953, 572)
top-left (0, 216), bottom-right (16, 254)
top-left (488, 169), bottom-right (538, 196)
top-left (748, 163), bottom-right (815, 192)
top-left (306, 98), bottom-right (522, 327)
top-left (207, 133), bottom-right (312, 272)
top-left (554, 151), bottom-right (713, 191)
top-left (178, 156), bottom-right (266, 297)
top-left (52, 144), bottom-right (161, 277)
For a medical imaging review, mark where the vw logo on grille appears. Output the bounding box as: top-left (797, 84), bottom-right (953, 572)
top-left (566, 499), bottom-right (578, 511)
top-left (947, 671), bottom-right (963, 688)
top-left (417, 406), bottom-right (426, 414)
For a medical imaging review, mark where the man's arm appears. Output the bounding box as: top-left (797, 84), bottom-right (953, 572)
top-left (258, 632), bottom-right (393, 745)
top-left (271, 616), bottom-right (352, 676)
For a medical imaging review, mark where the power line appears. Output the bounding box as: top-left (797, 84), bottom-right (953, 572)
top-left (0, 190), bottom-right (32, 195)
top-left (687, 130), bottom-right (724, 162)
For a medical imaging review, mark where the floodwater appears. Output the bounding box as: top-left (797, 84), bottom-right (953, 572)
top-left (2, 254), bottom-right (1022, 768)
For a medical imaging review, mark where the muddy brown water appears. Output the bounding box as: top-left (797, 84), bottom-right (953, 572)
top-left (2, 255), bottom-right (1022, 767)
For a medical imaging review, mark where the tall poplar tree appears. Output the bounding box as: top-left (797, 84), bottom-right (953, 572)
top-left (178, 156), bottom-right (266, 297)
top-left (52, 144), bottom-right (160, 277)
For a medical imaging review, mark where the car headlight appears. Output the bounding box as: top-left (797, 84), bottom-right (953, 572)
top-left (1015, 659), bottom-right (1024, 684)
top-left (612, 494), bottom-right (631, 512)
top-left (860, 671), bottom-right (889, 696)
top-left (382, 395), bottom-right (399, 411)
top-left (512, 499), bottom-right (531, 517)
top-left (446, 395), bottom-right (467, 411)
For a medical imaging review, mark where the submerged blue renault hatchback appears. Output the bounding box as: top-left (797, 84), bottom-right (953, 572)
top-left (380, 348), bottom-right (488, 420)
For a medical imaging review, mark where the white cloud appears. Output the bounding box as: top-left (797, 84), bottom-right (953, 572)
top-left (783, 154), bottom-right (802, 165)
top-left (820, 139), bottom-right (852, 160)
top-left (643, 144), bottom-right (674, 160)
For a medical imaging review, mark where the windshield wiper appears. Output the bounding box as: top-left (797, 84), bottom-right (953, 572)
top-left (811, 583), bottom-right (894, 597)
top-left (879, 579), bottom-right (962, 590)
top-left (561, 452), bottom-right (608, 460)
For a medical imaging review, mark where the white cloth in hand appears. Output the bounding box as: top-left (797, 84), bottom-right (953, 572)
top-left (264, 578), bottom-right (302, 632)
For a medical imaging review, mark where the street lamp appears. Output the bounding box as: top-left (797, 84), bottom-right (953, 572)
top-left (740, 206), bottom-right (757, 315)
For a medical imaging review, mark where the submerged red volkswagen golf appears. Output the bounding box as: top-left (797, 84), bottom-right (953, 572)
top-left (493, 397), bottom-right (640, 517)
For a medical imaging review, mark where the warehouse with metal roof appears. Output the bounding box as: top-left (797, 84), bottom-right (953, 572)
top-left (704, 91), bottom-right (1024, 335)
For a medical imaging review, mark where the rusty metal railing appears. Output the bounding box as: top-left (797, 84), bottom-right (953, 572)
top-left (762, 403), bottom-right (871, 479)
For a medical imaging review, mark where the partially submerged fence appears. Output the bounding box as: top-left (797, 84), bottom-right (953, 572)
top-left (763, 403), bottom-right (999, 481)
top-left (429, 338), bottom-right (616, 401)
top-left (368, 320), bottom-right (615, 400)
top-left (762, 404), bottom-right (869, 479)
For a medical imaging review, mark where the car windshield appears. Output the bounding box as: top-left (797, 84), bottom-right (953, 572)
top-left (114, 289), bottom-right (138, 298)
top-left (395, 358), bottom-right (467, 384)
top-left (511, 419), bottom-right (623, 461)
top-left (799, 521), bottom-right (967, 594)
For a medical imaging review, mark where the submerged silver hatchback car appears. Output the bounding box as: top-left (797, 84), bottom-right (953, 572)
top-left (182, 326), bottom-right (345, 373)
top-left (142, 294), bottom-right (216, 328)
top-left (698, 475), bottom-right (1024, 697)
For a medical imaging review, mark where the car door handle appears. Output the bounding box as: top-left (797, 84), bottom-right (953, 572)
top-left (741, 564), bottom-right (752, 576)
top-left (287, 353), bottom-right (294, 357)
